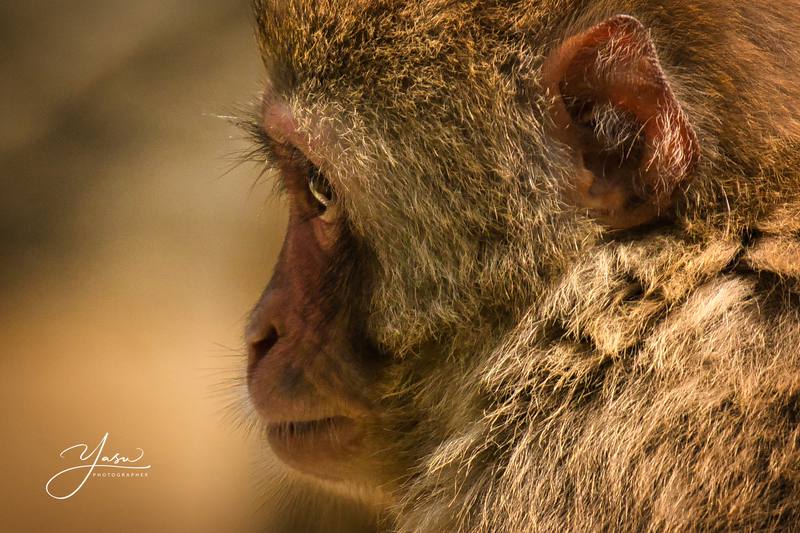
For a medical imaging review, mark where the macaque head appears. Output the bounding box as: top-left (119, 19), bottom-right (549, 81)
top-left (243, 1), bottom-right (700, 502)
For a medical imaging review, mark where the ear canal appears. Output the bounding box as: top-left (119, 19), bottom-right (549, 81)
top-left (543, 15), bottom-right (699, 229)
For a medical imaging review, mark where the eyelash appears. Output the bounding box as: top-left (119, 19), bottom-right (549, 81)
top-left (229, 106), bottom-right (289, 196)
top-left (229, 105), bottom-right (334, 211)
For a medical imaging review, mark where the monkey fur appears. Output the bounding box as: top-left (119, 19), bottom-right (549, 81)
top-left (246, 1), bottom-right (800, 530)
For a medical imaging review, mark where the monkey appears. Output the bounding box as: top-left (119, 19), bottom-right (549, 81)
top-left (237, 0), bottom-right (800, 531)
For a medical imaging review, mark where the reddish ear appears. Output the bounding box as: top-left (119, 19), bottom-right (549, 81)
top-left (543, 15), bottom-right (698, 229)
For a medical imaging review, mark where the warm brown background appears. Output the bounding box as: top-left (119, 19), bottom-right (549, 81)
top-left (0, 2), bottom-right (284, 531)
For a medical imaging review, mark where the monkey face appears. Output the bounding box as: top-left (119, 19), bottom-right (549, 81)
top-left (245, 101), bottom-right (390, 491)
top-left (243, 0), bottom-right (701, 513)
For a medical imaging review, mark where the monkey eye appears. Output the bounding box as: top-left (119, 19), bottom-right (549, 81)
top-left (307, 166), bottom-right (336, 213)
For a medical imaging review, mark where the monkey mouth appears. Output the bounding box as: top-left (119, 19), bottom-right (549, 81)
top-left (265, 416), bottom-right (364, 478)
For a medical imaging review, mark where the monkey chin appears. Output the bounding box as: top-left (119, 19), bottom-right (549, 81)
top-left (267, 416), bottom-right (363, 481)
top-left (265, 416), bottom-right (365, 480)
top-left (264, 416), bottom-right (392, 507)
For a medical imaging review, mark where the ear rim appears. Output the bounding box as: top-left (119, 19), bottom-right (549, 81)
top-left (542, 14), bottom-right (699, 230)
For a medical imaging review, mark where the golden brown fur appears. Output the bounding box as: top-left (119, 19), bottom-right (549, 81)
top-left (247, 0), bottom-right (800, 530)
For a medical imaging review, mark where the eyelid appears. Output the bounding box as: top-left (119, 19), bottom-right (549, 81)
top-left (257, 130), bottom-right (286, 164)
top-left (256, 131), bottom-right (300, 189)
top-left (255, 122), bottom-right (337, 213)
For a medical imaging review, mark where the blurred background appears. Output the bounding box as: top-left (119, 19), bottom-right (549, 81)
top-left (0, 2), bottom-right (285, 531)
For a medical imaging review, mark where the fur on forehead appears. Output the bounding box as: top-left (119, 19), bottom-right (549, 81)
top-left (251, 0), bottom-right (559, 90)
top-left (252, 0), bottom-right (575, 226)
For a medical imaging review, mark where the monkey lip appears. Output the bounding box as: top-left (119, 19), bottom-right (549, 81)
top-left (265, 416), bottom-right (364, 477)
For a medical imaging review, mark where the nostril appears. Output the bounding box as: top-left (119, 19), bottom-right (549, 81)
top-left (250, 327), bottom-right (279, 368)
